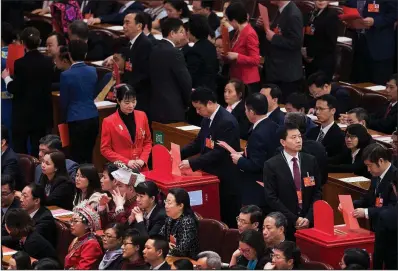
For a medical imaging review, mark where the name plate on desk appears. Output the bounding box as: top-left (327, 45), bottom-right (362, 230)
top-left (339, 176), bottom-right (370, 183)
top-left (95, 101), bottom-right (116, 108)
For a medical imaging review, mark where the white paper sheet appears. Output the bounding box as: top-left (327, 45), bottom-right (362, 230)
top-left (374, 136), bottom-right (393, 144)
top-left (106, 25), bottom-right (123, 31)
top-left (307, 114), bottom-right (318, 121)
top-left (3, 251), bottom-right (17, 256)
top-left (91, 60), bottom-right (103, 66)
top-left (365, 85), bottom-right (386, 91)
top-left (95, 101), bottom-right (117, 108)
top-left (337, 37), bottom-right (352, 45)
top-left (188, 190), bottom-right (203, 206)
top-left (339, 176), bottom-right (370, 183)
top-left (153, 34), bottom-right (163, 40)
top-left (280, 107), bottom-right (287, 113)
top-left (216, 11), bottom-right (223, 17)
top-left (44, 13), bottom-right (52, 17)
top-left (176, 125), bottom-right (201, 131)
top-left (51, 210), bottom-right (74, 217)
top-left (329, 1), bottom-right (339, 6)
top-left (338, 123), bottom-right (348, 128)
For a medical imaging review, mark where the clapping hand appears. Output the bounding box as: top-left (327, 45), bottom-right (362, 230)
top-left (132, 206), bottom-right (144, 222)
top-left (111, 187), bottom-right (126, 209)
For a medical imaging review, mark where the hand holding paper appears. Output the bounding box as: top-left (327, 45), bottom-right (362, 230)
top-left (258, 4), bottom-right (270, 31)
top-left (338, 195), bottom-right (360, 230)
top-left (217, 140), bottom-right (237, 154)
top-left (171, 143), bottom-right (182, 176)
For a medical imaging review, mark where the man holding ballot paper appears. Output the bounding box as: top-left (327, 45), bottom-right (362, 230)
top-left (179, 87), bottom-right (241, 228)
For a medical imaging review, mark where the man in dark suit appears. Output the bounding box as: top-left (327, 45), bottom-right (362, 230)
top-left (373, 174), bottom-right (397, 269)
top-left (142, 12), bottom-right (159, 45)
top-left (230, 93), bottom-right (279, 209)
top-left (35, 135), bottom-right (78, 184)
top-left (180, 87), bottom-right (241, 228)
top-left (284, 112), bottom-right (328, 185)
top-left (285, 93), bottom-right (317, 136)
top-left (143, 236), bottom-right (171, 270)
top-left (345, 144), bottom-right (397, 231)
top-left (307, 94), bottom-right (345, 157)
top-left (368, 74), bottom-right (397, 134)
top-left (347, 0), bottom-right (397, 85)
top-left (2, 27), bottom-right (54, 157)
top-left (20, 183), bottom-right (57, 247)
top-left (122, 12), bottom-right (153, 113)
top-left (1, 175), bottom-right (20, 247)
top-left (263, 124), bottom-right (322, 241)
top-left (1, 125), bottom-right (23, 190)
top-left (82, 0), bottom-right (116, 17)
top-left (392, 130), bottom-right (398, 168)
top-left (260, 84), bottom-right (285, 126)
top-left (307, 71), bottom-right (352, 117)
top-left (260, 1), bottom-right (303, 102)
top-left (87, 0), bottom-right (144, 25)
top-left (149, 18), bottom-right (192, 123)
top-left (192, 0), bottom-right (220, 32)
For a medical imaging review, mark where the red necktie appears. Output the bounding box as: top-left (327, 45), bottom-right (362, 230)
top-left (384, 103), bottom-right (392, 119)
top-left (292, 157), bottom-right (301, 191)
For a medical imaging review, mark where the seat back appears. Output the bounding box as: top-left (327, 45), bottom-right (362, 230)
top-left (94, 66), bottom-right (112, 83)
top-left (198, 218), bottom-right (228, 257)
top-left (17, 154), bottom-right (40, 186)
top-left (333, 43), bottom-right (353, 82)
top-left (302, 260), bottom-right (334, 270)
top-left (87, 29), bottom-right (121, 61)
top-left (220, 228), bottom-right (240, 263)
top-left (361, 92), bottom-right (389, 114)
top-left (24, 18), bottom-right (53, 47)
top-left (343, 85), bottom-right (363, 109)
top-left (55, 220), bottom-right (74, 266)
top-left (295, 0), bottom-right (315, 16)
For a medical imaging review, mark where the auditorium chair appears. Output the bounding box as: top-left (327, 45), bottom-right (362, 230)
top-left (17, 153), bottom-right (40, 186)
top-left (87, 29), bottom-right (122, 61)
top-left (343, 85), bottom-right (363, 109)
top-left (55, 220), bottom-right (75, 266)
top-left (295, 0), bottom-right (315, 16)
top-left (24, 17), bottom-right (53, 47)
top-left (220, 228), bottom-right (240, 263)
top-left (333, 43), bottom-right (353, 82)
top-left (198, 218), bottom-right (228, 257)
top-left (361, 92), bottom-right (389, 114)
top-left (302, 260), bottom-right (334, 270)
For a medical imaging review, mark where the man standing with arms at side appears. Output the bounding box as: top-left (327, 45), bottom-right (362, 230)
top-left (259, 1), bottom-right (303, 102)
top-left (122, 11), bottom-right (153, 113)
top-left (179, 87), bottom-right (241, 228)
top-left (263, 124), bottom-right (322, 241)
top-left (149, 18), bottom-right (192, 124)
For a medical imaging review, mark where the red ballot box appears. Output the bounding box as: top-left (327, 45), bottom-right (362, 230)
top-left (142, 144), bottom-right (221, 221)
top-left (295, 201), bottom-right (375, 269)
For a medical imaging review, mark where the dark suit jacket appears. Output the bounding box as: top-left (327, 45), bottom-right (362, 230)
top-left (307, 122), bottom-right (345, 157)
top-left (123, 33), bottom-right (153, 113)
top-left (305, 117), bottom-right (317, 136)
top-left (231, 101), bottom-right (251, 140)
top-left (181, 107), bottom-right (241, 196)
top-left (1, 198), bottom-right (20, 246)
top-left (1, 147), bottom-right (23, 190)
top-left (39, 175), bottom-right (75, 210)
top-left (149, 39), bottom-right (191, 123)
top-left (32, 206), bottom-right (57, 247)
top-left (21, 231), bottom-right (58, 260)
top-left (132, 204), bottom-right (166, 237)
top-left (83, 0), bottom-right (116, 17)
top-left (373, 206), bottom-right (397, 269)
top-left (237, 118), bottom-right (279, 206)
top-left (353, 164), bottom-right (397, 229)
top-left (208, 12), bottom-right (221, 32)
top-left (7, 50), bottom-right (54, 131)
top-left (99, 1), bottom-right (144, 25)
top-left (185, 39), bottom-right (218, 91)
top-left (302, 139), bottom-right (328, 185)
top-left (328, 147), bottom-right (371, 178)
top-left (157, 262), bottom-right (171, 270)
top-left (368, 102), bottom-right (397, 134)
top-left (263, 152), bottom-right (322, 239)
top-left (268, 107), bottom-right (285, 126)
top-left (147, 33), bottom-right (158, 45)
top-left (264, 1), bottom-right (303, 82)
top-left (86, 31), bottom-right (114, 61)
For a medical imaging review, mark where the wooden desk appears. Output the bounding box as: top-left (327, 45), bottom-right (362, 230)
top-left (323, 173), bottom-right (370, 229)
top-left (51, 92), bottom-right (116, 170)
top-left (340, 81), bottom-right (388, 97)
top-left (48, 205), bottom-right (73, 224)
top-left (152, 122), bottom-right (247, 151)
top-left (2, 246), bottom-right (37, 264)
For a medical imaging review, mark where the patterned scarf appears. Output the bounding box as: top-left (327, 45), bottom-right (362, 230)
top-left (99, 248), bottom-right (123, 270)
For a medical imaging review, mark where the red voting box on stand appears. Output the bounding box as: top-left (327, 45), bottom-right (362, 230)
top-left (143, 144), bottom-right (221, 221)
top-left (295, 200), bottom-right (375, 269)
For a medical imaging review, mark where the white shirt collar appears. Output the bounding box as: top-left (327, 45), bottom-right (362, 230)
top-left (145, 204), bottom-right (157, 220)
top-left (29, 207), bottom-right (40, 218)
top-left (230, 100), bottom-right (241, 111)
top-left (71, 61), bottom-right (84, 67)
top-left (209, 105), bottom-right (221, 126)
top-left (253, 116), bottom-right (268, 130)
top-left (379, 163), bottom-right (392, 181)
top-left (283, 150), bottom-right (299, 163)
top-left (391, 102), bottom-right (397, 107)
top-left (152, 261), bottom-right (166, 270)
top-left (130, 32), bottom-right (142, 47)
top-left (163, 38), bottom-right (175, 47)
top-left (279, 1), bottom-right (290, 13)
top-left (120, 1), bottom-right (136, 13)
top-left (351, 149), bottom-right (360, 164)
top-left (266, 107), bottom-right (277, 118)
top-left (320, 121), bottom-right (334, 135)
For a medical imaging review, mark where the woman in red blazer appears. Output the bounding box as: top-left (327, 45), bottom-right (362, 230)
top-left (224, 2), bottom-right (261, 94)
top-left (101, 84), bottom-right (152, 171)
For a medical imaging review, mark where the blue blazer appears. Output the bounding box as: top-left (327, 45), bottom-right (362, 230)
top-left (60, 62), bottom-right (98, 122)
top-left (268, 107), bottom-right (286, 126)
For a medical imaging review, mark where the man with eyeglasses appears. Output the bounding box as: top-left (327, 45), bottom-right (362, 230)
top-left (264, 241), bottom-right (301, 270)
top-left (307, 94), bottom-right (345, 157)
top-left (1, 175), bottom-right (20, 247)
top-left (236, 205), bottom-right (263, 234)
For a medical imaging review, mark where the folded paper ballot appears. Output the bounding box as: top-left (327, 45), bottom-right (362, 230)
top-left (339, 176), bottom-right (370, 183)
top-left (176, 125), bottom-right (201, 131)
top-left (337, 123), bottom-right (348, 128)
top-left (51, 209), bottom-right (74, 217)
top-left (95, 101), bottom-right (116, 108)
top-left (365, 85), bottom-right (386, 91)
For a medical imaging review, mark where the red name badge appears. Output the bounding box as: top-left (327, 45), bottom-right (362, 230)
top-left (368, 3), bottom-right (379, 13)
top-left (273, 25), bottom-right (282, 35)
top-left (375, 197), bottom-right (383, 207)
top-left (297, 191), bottom-right (303, 204)
top-left (125, 61), bottom-right (133, 72)
top-left (303, 176), bottom-right (316, 187)
top-left (304, 25), bottom-right (315, 36)
top-left (205, 137), bottom-right (214, 149)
